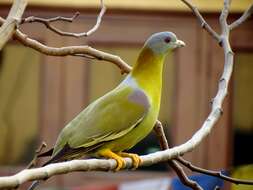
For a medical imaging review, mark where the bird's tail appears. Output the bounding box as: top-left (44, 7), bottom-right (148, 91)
top-left (27, 143), bottom-right (104, 190)
top-left (27, 180), bottom-right (41, 190)
top-left (26, 148), bottom-right (54, 190)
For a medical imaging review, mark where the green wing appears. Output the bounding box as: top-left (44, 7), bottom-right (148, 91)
top-left (53, 85), bottom-right (150, 156)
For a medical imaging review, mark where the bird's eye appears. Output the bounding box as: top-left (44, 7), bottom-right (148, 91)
top-left (164, 36), bottom-right (171, 43)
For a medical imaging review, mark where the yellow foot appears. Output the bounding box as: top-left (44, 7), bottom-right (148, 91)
top-left (98, 149), bottom-right (126, 171)
top-left (118, 152), bottom-right (142, 170)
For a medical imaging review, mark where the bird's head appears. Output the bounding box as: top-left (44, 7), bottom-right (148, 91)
top-left (144, 31), bottom-right (185, 54)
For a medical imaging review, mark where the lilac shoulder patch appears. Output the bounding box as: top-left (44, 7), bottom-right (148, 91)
top-left (128, 89), bottom-right (150, 111)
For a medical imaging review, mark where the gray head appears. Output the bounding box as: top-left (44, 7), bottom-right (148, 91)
top-left (144, 31), bottom-right (185, 54)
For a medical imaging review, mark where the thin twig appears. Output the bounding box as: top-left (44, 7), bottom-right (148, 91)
top-left (229, 3), bottom-right (253, 30)
top-left (20, 0), bottom-right (106, 38)
top-left (154, 122), bottom-right (203, 190)
top-left (86, 0), bottom-right (106, 36)
top-left (21, 12), bottom-right (80, 24)
top-left (1, 17), bottom-right (132, 74)
top-left (176, 157), bottom-right (253, 185)
top-left (180, 0), bottom-right (220, 42)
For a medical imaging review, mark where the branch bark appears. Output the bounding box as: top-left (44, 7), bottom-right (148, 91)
top-left (169, 0), bottom-right (233, 164)
top-left (0, 152), bottom-right (206, 189)
top-left (0, 0), bottom-right (27, 50)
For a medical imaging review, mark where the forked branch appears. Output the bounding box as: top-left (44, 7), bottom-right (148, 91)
top-left (229, 3), bottom-right (253, 30)
top-left (0, 17), bottom-right (131, 74)
top-left (154, 122), bottom-right (253, 187)
top-left (154, 122), bottom-right (203, 190)
top-left (176, 157), bottom-right (253, 185)
top-left (20, 0), bottom-right (106, 37)
top-left (0, 0), bottom-right (27, 49)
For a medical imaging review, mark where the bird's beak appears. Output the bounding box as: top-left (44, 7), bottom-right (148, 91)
top-left (175, 40), bottom-right (186, 48)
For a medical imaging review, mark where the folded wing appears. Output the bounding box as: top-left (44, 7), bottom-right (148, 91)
top-left (52, 85), bottom-right (150, 159)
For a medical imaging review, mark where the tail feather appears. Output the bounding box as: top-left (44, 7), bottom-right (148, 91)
top-left (27, 180), bottom-right (41, 190)
top-left (37, 148), bottom-right (54, 158)
top-left (27, 142), bottom-right (105, 190)
top-left (42, 142), bottom-right (105, 166)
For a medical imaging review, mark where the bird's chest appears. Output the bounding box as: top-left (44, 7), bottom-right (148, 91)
top-left (123, 89), bottom-right (161, 146)
top-left (131, 105), bottom-right (159, 141)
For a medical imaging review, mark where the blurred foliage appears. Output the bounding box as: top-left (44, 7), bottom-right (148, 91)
top-left (0, 44), bottom-right (40, 165)
top-left (233, 53), bottom-right (253, 131)
top-left (231, 164), bottom-right (253, 190)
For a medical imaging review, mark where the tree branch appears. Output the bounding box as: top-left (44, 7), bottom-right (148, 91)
top-left (0, 148), bottom-right (210, 189)
top-left (176, 157), bottom-right (253, 185)
top-left (180, 0), bottom-right (220, 42)
top-left (20, 12), bottom-right (80, 36)
top-left (21, 12), bottom-right (80, 25)
top-left (154, 122), bottom-right (203, 190)
top-left (174, 0), bottom-right (233, 164)
top-left (20, 0), bottom-right (106, 37)
top-left (229, 3), bottom-right (253, 30)
top-left (0, 17), bottom-right (131, 74)
top-left (0, 0), bottom-right (27, 49)
top-left (15, 29), bottom-right (131, 73)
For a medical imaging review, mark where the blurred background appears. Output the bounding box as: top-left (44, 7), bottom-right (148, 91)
top-left (0, 0), bottom-right (253, 189)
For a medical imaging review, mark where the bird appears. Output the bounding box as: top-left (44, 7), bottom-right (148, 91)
top-left (28, 31), bottom-right (185, 189)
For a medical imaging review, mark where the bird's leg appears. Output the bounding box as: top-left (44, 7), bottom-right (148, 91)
top-left (98, 149), bottom-right (126, 171)
top-left (118, 152), bottom-right (142, 170)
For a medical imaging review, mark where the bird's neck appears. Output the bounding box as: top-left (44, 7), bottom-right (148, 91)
top-left (130, 47), bottom-right (165, 102)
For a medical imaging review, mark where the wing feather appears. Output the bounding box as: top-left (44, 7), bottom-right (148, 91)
top-left (53, 85), bottom-right (150, 156)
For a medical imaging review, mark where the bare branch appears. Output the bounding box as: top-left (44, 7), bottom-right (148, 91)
top-left (229, 3), bottom-right (253, 30)
top-left (12, 29), bottom-right (131, 74)
top-left (20, 0), bottom-right (106, 38)
top-left (86, 0), bottom-right (106, 36)
top-left (176, 157), bottom-right (253, 185)
top-left (165, 0), bottom-right (233, 164)
top-left (219, 0), bottom-right (231, 37)
top-left (154, 122), bottom-right (203, 190)
top-left (0, 0), bottom-right (27, 49)
top-left (1, 17), bottom-right (132, 74)
top-left (0, 149), bottom-right (203, 189)
top-left (21, 12), bottom-right (80, 24)
top-left (180, 0), bottom-right (220, 42)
